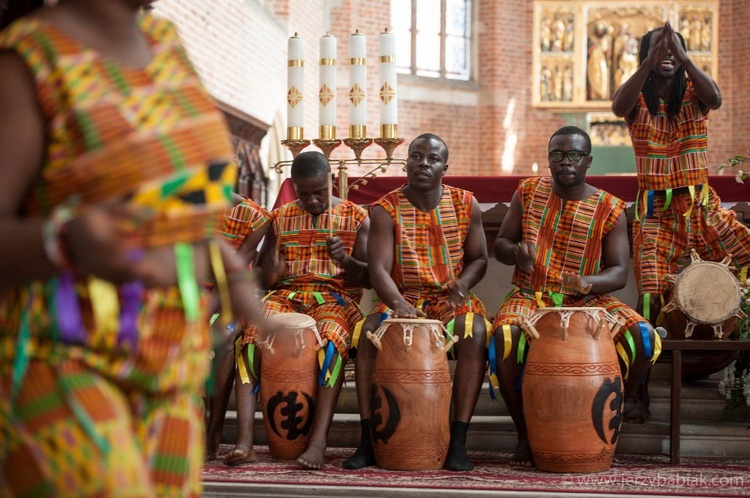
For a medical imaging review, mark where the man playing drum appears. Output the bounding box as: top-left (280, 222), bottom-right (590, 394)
top-left (492, 126), bottom-right (659, 468)
top-left (224, 151), bottom-right (370, 469)
top-left (612, 22), bottom-right (750, 323)
top-left (206, 196), bottom-right (270, 461)
top-left (344, 133), bottom-right (489, 471)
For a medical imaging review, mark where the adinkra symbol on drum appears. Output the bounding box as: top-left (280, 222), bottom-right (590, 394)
top-left (591, 377), bottom-right (624, 445)
top-left (267, 390), bottom-right (315, 440)
top-left (370, 384), bottom-right (401, 443)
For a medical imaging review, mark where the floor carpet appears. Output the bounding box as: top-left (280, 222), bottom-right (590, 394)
top-left (203, 445), bottom-right (750, 497)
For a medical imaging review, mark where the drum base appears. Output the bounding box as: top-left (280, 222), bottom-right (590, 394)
top-left (534, 451), bottom-right (615, 473)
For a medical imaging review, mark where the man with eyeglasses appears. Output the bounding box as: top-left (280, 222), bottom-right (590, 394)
top-left (490, 126), bottom-right (659, 468)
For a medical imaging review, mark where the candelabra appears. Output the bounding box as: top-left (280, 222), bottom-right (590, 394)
top-left (272, 126), bottom-right (405, 199)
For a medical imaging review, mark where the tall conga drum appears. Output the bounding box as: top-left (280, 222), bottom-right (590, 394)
top-left (662, 252), bottom-right (745, 378)
top-left (257, 312), bottom-right (325, 460)
top-left (521, 307), bottom-right (623, 473)
top-left (366, 318), bottom-right (454, 470)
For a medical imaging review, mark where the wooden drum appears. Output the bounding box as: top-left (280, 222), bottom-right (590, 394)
top-left (257, 312), bottom-right (325, 460)
top-left (521, 307), bottom-right (624, 473)
top-left (366, 318), bottom-right (455, 470)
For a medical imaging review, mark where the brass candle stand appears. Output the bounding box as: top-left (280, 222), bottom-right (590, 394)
top-left (272, 134), bottom-right (405, 199)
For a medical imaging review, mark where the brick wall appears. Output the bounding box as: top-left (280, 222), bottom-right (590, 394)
top-left (154, 0), bottom-right (749, 177)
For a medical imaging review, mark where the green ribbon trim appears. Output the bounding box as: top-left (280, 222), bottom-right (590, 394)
top-left (624, 329), bottom-right (637, 364)
top-left (549, 291), bottom-right (564, 308)
top-left (247, 343), bottom-right (257, 379)
top-left (661, 188), bottom-right (673, 211)
top-left (326, 354), bottom-right (343, 388)
top-left (642, 292), bottom-right (651, 322)
top-left (313, 291), bottom-right (325, 305)
top-left (11, 297), bottom-right (31, 407)
top-left (174, 243), bottom-right (200, 322)
top-left (517, 333), bottom-right (527, 364)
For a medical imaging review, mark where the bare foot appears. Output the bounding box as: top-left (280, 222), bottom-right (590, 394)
top-left (296, 443), bottom-right (326, 469)
top-left (205, 433), bottom-right (221, 462)
top-left (509, 439), bottom-right (534, 468)
top-left (624, 401), bottom-right (650, 424)
top-left (223, 445), bottom-right (257, 466)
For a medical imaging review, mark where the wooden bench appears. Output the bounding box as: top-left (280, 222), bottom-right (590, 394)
top-left (662, 338), bottom-right (750, 464)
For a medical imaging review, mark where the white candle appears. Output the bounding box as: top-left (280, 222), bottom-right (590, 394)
top-left (378, 28), bottom-right (398, 138)
top-left (348, 30), bottom-right (367, 139)
top-left (287, 33), bottom-right (304, 139)
top-left (319, 33), bottom-right (337, 139)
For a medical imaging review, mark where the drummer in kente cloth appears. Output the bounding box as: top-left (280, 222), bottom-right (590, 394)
top-left (491, 126), bottom-right (660, 468)
top-left (206, 195), bottom-right (270, 461)
top-left (611, 22), bottom-right (750, 324)
top-left (225, 151), bottom-right (370, 470)
top-left (344, 133), bottom-right (489, 472)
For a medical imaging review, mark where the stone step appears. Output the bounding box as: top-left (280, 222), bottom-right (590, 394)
top-left (222, 374), bottom-right (746, 421)
top-left (217, 411), bottom-right (750, 458)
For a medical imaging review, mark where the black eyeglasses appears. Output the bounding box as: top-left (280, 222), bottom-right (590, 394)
top-left (548, 150), bottom-right (588, 162)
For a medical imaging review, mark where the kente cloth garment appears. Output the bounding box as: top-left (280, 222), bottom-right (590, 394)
top-left (628, 78), bottom-right (709, 192)
top-left (492, 289), bottom-right (642, 344)
top-left (0, 15), bottom-right (234, 496)
top-left (241, 200), bottom-right (368, 357)
top-left (218, 198), bottom-right (270, 252)
top-left (1, 361), bottom-right (204, 498)
top-left (510, 177), bottom-right (624, 296)
top-left (633, 186), bottom-right (750, 295)
top-left (242, 290), bottom-right (363, 360)
top-left (373, 184), bottom-right (474, 296)
top-left (368, 294), bottom-right (489, 342)
top-left (367, 184), bottom-right (489, 333)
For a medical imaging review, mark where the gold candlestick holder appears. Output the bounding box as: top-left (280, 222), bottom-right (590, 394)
top-left (280, 139), bottom-right (311, 159)
top-left (272, 134), bottom-right (406, 200)
top-left (342, 138), bottom-right (374, 160)
top-left (311, 139), bottom-right (343, 159)
top-left (374, 137), bottom-right (405, 160)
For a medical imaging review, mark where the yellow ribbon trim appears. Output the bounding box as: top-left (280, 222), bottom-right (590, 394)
top-left (489, 373), bottom-right (500, 391)
top-left (416, 298), bottom-right (425, 310)
top-left (741, 266), bottom-right (749, 286)
top-left (641, 189), bottom-right (648, 220)
top-left (502, 324), bottom-right (512, 361)
top-left (209, 240), bottom-right (233, 326)
top-left (616, 342), bottom-right (630, 380)
top-left (235, 336), bottom-right (250, 385)
top-left (534, 291), bottom-right (546, 309)
top-left (683, 185), bottom-right (696, 218)
top-left (652, 333), bottom-right (662, 364)
top-left (701, 182), bottom-right (709, 207)
top-left (261, 290), bottom-right (276, 303)
top-left (87, 277), bottom-right (120, 345)
top-left (317, 347), bottom-right (325, 370)
top-left (484, 319), bottom-right (493, 348)
top-left (351, 319), bottom-right (364, 349)
top-left (464, 312), bottom-right (475, 339)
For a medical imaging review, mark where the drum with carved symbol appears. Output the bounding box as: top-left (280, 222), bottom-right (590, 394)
top-left (521, 307), bottom-right (623, 473)
top-left (662, 253), bottom-right (744, 378)
top-left (258, 312), bottom-right (325, 460)
top-left (366, 318), bottom-right (453, 470)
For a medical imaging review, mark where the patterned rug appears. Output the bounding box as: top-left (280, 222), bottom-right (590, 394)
top-left (203, 445), bottom-right (750, 496)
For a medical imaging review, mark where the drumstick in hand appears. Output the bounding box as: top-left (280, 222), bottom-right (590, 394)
top-left (328, 172), bottom-right (334, 237)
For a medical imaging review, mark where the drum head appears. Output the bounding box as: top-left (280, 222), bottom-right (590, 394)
top-left (268, 312), bottom-right (316, 329)
top-left (674, 261), bottom-right (741, 324)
